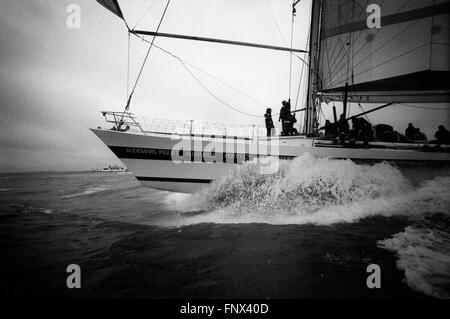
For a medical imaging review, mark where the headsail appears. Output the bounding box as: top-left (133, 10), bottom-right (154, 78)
top-left (97, 0), bottom-right (124, 20)
top-left (317, 0), bottom-right (450, 103)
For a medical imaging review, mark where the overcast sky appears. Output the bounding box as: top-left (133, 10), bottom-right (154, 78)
top-left (0, 0), bottom-right (448, 172)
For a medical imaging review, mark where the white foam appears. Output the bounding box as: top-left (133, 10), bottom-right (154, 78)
top-left (62, 186), bottom-right (109, 198)
top-left (162, 192), bottom-right (196, 211)
top-left (378, 226), bottom-right (450, 299)
top-left (161, 154), bottom-right (449, 226)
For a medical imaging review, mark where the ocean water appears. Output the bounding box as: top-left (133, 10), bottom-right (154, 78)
top-left (0, 154), bottom-right (449, 298)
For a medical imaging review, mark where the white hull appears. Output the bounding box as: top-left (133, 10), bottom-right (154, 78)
top-left (91, 129), bottom-right (450, 193)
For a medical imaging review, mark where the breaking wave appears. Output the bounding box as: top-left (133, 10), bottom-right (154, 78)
top-left (165, 153), bottom-right (449, 226)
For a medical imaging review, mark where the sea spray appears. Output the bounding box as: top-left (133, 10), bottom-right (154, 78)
top-left (378, 219), bottom-right (450, 299)
top-left (165, 154), bottom-right (449, 225)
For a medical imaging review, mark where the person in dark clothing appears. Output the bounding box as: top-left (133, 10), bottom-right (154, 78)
top-left (337, 114), bottom-right (349, 133)
top-left (405, 123), bottom-right (416, 141)
top-left (264, 108), bottom-right (275, 137)
top-left (435, 125), bottom-right (450, 145)
top-left (351, 117), bottom-right (372, 145)
top-left (278, 105), bottom-right (286, 135)
top-left (323, 119), bottom-right (337, 137)
top-left (337, 114), bottom-right (349, 144)
top-left (359, 117), bottom-right (372, 145)
top-left (284, 99), bottom-right (291, 108)
top-left (278, 100), bottom-right (291, 135)
top-left (285, 113), bottom-right (298, 135)
top-left (413, 128), bottom-right (427, 141)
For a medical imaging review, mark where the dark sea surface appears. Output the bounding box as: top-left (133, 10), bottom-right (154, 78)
top-left (0, 155), bottom-right (449, 299)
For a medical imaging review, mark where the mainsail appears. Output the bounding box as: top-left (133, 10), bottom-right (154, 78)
top-left (316, 0), bottom-right (450, 103)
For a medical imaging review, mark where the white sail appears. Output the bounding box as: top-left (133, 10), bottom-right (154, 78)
top-left (317, 0), bottom-right (450, 103)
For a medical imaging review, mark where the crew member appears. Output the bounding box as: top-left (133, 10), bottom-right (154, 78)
top-left (413, 128), bottom-right (427, 141)
top-left (405, 123), bottom-right (415, 141)
top-left (285, 113), bottom-right (298, 136)
top-left (323, 119), bottom-right (337, 137)
top-left (279, 100), bottom-right (291, 135)
top-left (435, 125), bottom-right (450, 145)
top-left (351, 117), bottom-right (372, 145)
top-left (337, 114), bottom-right (349, 144)
top-left (264, 108), bottom-right (275, 137)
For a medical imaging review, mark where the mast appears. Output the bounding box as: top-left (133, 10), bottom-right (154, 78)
top-left (304, 0), bottom-right (323, 135)
top-left (332, 105), bottom-right (337, 123)
top-left (342, 82), bottom-right (349, 117)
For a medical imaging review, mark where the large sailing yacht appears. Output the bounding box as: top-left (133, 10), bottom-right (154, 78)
top-left (92, 0), bottom-right (450, 193)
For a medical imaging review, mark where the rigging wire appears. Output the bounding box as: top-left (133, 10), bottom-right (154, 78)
top-left (132, 32), bottom-right (266, 108)
top-left (344, 1), bottom-right (355, 86)
top-left (353, 20), bottom-right (418, 70)
top-left (124, 1), bottom-right (318, 118)
top-left (265, 0), bottom-right (289, 46)
top-left (177, 59), bottom-right (264, 118)
top-left (264, 0), bottom-right (295, 100)
top-left (183, 62), bottom-right (266, 108)
top-left (293, 50), bottom-right (307, 110)
top-left (350, 43), bottom-right (430, 80)
top-left (131, 33), bottom-right (266, 118)
top-left (321, 28), bottom-right (335, 89)
top-left (327, 18), bottom-right (419, 88)
top-left (292, 26), bottom-right (309, 133)
top-left (294, 23), bottom-right (310, 110)
top-left (323, 0), bottom-right (388, 84)
top-left (357, 102), bottom-right (370, 122)
top-left (125, 0), bottom-right (171, 111)
top-left (288, 0), bottom-right (296, 100)
top-left (325, 0), bottom-right (410, 86)
top-left (132, 0), bottom-right (157, 30)
top-left (346, 5), bottom-right (356, 118)
top-left (126, 31), bottom-right (131, 100)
